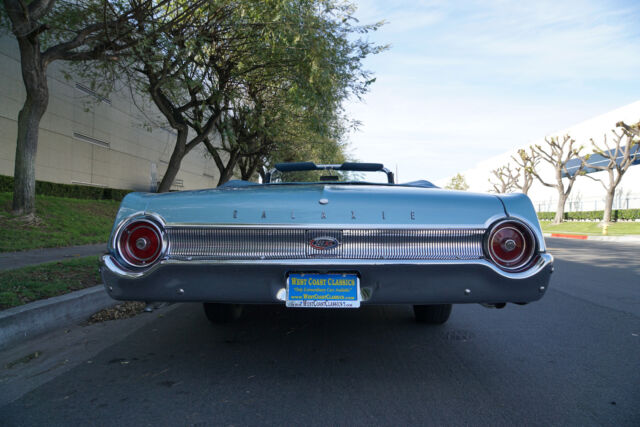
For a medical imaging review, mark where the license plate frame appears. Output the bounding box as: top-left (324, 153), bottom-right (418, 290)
top-left (286, 273), bottom-right (360, 308)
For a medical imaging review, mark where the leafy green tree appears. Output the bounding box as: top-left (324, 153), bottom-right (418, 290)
top-left (111, 0), bottom-right (383, 190)
top-left (217, 85), bottom-right (353, 183)
top-left (214, 0), bottom-right (384, 184)
top-left (110, 1), bottom-right (244, 192)
top-left (1, 0), bottom-right (184, 215)
top-left (445, 173), bottom-right (469, 191)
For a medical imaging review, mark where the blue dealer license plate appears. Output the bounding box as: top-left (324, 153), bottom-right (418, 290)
top-left (286, 273), bottom-right (360, 308)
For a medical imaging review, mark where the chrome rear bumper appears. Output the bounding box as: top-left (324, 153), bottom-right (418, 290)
top-left (100, 253), bottom-right (553, 305)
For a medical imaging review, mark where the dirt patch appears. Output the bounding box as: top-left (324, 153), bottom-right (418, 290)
top-left (87, 301), bottom-right (146, 324)
top-left (0, 212), bottom-right (46, 231)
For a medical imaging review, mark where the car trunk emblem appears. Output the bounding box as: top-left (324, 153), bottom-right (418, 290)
top-left (309, 236), bottom-right (340, 250)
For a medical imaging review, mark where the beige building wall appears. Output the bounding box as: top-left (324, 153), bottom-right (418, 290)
top-left (0, 36), bottom-right (221, 192)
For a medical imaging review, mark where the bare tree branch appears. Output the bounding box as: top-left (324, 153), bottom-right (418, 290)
top-left (581, 121), bottom-right (640, 222)
top-left (488, 164), bottom-right (520, 193)
top-left (529, 134), bottom-right (585, 224)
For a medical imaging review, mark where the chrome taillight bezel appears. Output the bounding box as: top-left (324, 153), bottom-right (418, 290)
top-left (113, 214), bottom-right (167, 269)
top-left (484, 219), bottom-right (537, 272)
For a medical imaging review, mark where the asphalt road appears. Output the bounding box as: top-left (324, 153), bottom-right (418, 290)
top-left (1, 238), bottom-right (639, 426)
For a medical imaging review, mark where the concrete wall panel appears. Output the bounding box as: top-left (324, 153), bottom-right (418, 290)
top-left (0, 35), bottom-right (220, 192)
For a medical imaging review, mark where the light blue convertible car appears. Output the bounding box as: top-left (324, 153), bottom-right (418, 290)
top-left (100, 162), bottom-right (553, 324)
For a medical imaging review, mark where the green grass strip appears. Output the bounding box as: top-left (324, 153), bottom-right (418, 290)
top-left (540, 221), bottom-right (640, 235)
top-left (0, 256), bottom-right (101, 310)
top-left (0, 193), bottom-right (119, 252)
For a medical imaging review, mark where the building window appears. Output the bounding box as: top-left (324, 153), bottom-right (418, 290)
top-left (73, 132), bottom-right (110, 148)
top-left (75, 83), bottom-right (111, 105)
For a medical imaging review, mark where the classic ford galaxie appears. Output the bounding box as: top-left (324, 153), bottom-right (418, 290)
top-left (100, 162), bottom-right (553, 324)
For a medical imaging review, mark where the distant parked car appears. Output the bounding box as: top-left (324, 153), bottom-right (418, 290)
top-left (100, 162), bottom-right (553, 324)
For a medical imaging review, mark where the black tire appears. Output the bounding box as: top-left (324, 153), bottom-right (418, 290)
top-left (413, 304), bottom-right (452, 324)
top-left (203, 303), bottom-right (243, 323)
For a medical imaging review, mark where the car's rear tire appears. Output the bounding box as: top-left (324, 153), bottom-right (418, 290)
top-left (413, 304), bottom-right (452, 324)
top-left (203, 303), bottom-right (243, 323)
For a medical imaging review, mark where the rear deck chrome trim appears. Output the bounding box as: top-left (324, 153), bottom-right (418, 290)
top-left (165, 227), bottom-right (486, 261)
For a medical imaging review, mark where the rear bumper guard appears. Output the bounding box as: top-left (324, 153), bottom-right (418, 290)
top-left (100, 253), bottom-right (553, 305)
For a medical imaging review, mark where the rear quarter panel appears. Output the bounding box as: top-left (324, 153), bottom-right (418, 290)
top-left (498, 193), bottom-right (546, 252)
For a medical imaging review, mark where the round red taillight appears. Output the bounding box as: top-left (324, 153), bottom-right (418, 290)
top-left (486, 221), bottom-right (536, 270)
top-left (117, 220), bottom-right (163, 267)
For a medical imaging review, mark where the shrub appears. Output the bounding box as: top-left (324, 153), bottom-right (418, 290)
top-left (537, 212), bottom-right (556, 221)
top-left (0, 175), bottom-right (131, 201)
top-left (537, 209), bottom-right (640, 222)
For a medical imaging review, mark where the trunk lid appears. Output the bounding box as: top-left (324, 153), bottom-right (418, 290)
top-left (137, 184), bottom-right (505, 227)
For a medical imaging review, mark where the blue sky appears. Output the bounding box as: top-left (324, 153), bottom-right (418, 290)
top-left (345, 0), bottom-right (640, 182)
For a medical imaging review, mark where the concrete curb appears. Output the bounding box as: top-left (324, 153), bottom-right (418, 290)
top-left (544, 233), bottom-right (640, 243)
top-left (0, 285), bottom-right (116, 349)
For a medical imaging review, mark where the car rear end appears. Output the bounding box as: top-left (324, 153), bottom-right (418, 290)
top-left (100, 187), bottom-right (553, 317)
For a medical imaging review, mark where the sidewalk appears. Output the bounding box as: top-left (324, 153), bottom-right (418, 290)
top-left (0, 243), bottom-right (114, 348)
top-left (0, 243), bottom-right (106, 271)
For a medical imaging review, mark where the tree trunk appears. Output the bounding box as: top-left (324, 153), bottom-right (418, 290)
top-left (204, 137), bottom-right (240, 187)
top-left (522, 176), bottom-right (531, 196)
top-left (553, 191), bottom-right (568, 225)
top-left (240, 161), bottom-right (259, 181)
top-left (239, 156), bottom-right (261, 181)
top-left (216, 150), bottom-right (240, 186)
top-left (12, 36), bottom-right (49, 216)
top-left (217, 169), bottom-right (234, 186)
top-left (157, 130), bottom-right (189, 193)
top-left (602, 188), bottom-right (615, 224)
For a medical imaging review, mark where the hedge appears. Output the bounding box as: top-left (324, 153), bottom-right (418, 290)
top-left (0, 175), bottom-right (131, 201)
top-left (537, 209), bottom-right (640, 221)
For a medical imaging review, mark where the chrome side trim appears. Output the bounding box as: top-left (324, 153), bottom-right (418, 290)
top-left (156, 212), bottom-right (508, 230)
top-left (163, 222), bottom-right (492, 229)
top-left (102, 254), bottom-right (147, 278)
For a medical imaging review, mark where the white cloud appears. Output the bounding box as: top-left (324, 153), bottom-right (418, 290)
top-left (345, 0), bottom-right (640, 183)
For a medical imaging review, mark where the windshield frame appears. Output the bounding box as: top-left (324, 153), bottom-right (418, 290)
top-left (265, 162), bottom-right (395, 184)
